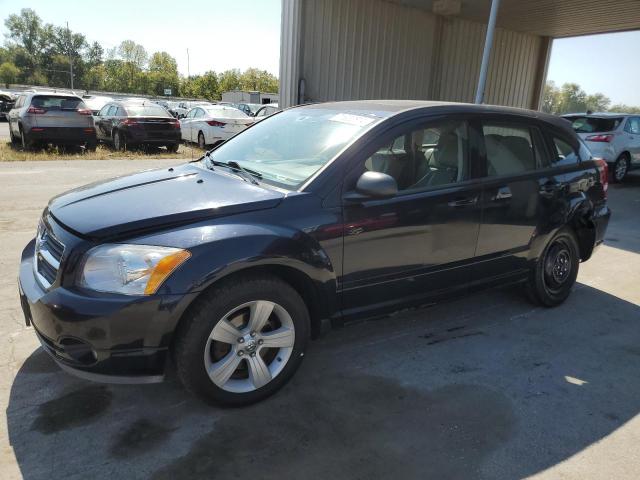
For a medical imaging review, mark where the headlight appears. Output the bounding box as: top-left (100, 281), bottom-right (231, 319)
top-left (79, 244), bottom-right (191, 295)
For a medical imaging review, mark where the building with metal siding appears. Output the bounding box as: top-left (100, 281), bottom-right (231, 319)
top-left (279, 0), bottom-right (640, 109)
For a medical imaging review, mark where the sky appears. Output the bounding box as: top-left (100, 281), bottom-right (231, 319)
top-left (546, 31), bottom-right (640, 106)
top-left (0, 0), bottom-right (282, 76)
top-left (0, 1), bottom-right (638, 106)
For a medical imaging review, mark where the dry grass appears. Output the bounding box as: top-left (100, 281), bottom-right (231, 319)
top-left (0, 141), bottom-right (204, 161)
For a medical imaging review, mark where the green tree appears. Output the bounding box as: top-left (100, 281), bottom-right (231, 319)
top-left (218, 68), bottom-right (242, 93)
top-left (0, 62), bottom-right (20, 87)
top-left (239, 68), bottom-right (278, 93)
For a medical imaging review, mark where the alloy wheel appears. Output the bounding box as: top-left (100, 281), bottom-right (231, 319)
top-left (615, 158), bottom-right (628, 181)
top-left (204, 300), bottom-right (295, 393)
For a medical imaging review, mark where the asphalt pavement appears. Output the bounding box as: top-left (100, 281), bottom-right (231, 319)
top-left (0, 160), bottom-right (639, 479)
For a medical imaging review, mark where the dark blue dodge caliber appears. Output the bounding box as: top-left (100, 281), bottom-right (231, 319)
top-left (19, 101), bottom-right (611, 405)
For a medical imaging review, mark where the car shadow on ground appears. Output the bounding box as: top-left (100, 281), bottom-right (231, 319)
top-left (6, 283), bottom-right (640, 480)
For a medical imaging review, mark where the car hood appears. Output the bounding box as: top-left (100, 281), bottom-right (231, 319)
top-left (48, 163), bottom-right (284, 239)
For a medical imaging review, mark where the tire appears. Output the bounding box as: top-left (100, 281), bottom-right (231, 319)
top-left (174, 274), bottom-right (310, 406)
top-left (85, 139), bottom-right (97, 152)
top-left (166, 143), bottom-right (179, 153)
top-left (9, 127), bottom-right (19, 145)
top-left (113, 130), bottom-right (125, 151)
top-left (197, 131), bottom-right (206, 149)
top-left (611, 154), bottom-right (630, 183)
top-left (526, 228), bottom-right (580, 307)
top-left (20, 127), bottom-right (33, 150)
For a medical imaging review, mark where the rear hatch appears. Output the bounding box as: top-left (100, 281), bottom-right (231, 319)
top-left (29, 95), bottom-right (94, 128)
top-left (563, 115), bottom-right (624, 157)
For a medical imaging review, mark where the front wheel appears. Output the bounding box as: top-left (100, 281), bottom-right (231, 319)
top-left (113, 130), bottom-right (126, 151)
top-left (526, 228), bottom-right (579, 307)
top-left (174, 275), bottom-right (310, 405)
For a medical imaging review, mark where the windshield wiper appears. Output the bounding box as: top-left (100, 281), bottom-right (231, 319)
top-left (207, 157), bottom-right (261, 186)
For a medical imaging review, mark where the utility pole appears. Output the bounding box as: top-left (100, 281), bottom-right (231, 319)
top-left (186, 48), bottom-right (191, 79)
top-left (67, 21), bottom-right (74, 90)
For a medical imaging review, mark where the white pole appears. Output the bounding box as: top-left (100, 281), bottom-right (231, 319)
top-left (474, 0), bottom-right (500, 104)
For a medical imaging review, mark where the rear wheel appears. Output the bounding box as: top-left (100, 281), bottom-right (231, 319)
top-left (85, 139), bottom-right (97, 152)
top-left (197, 131), bottom-right (206, 149)
top-left (166, 143), bottom-right (179, 153)
top-left (526, 228), bottom-right (579, 307)
top-left (20, 127), bottom-right (33, 150)
top-left (9, 127), bottom-right (19, 145)
top-left (113, 130), bottom-right (125, 151)
top-left (174, 274), bottom-right (310, 405)
top-left (611, 154), bottom-right (629, 183)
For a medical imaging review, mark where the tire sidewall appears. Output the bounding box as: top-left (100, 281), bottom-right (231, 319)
top-left (175, 276), bottom-right (310, 406)
top-left (531, 228), bottom-right (579, 307)
top-left (198, 132), bottom-right (205, 149)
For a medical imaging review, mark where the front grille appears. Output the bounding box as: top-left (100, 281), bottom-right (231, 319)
top-left (34, 222), bottom-right (65, 289)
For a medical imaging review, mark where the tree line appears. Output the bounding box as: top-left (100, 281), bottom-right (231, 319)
top-left (0, 8), bottom-right (279, 99)
top-left (542, 81), bottom-right (640, 115)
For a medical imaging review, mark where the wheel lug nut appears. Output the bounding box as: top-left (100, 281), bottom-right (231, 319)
top-left (258, 339), bottom-right (264, 345)
top-left (250, 352), bottom-right (256, 357)
top-left (250, 331), bottom-right (256, 337)
top-left (237, 350), bottom-right (244, 357)
top-left (238, 338), bottom-right (245, 343)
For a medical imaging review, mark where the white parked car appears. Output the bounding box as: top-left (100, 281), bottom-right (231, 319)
top-left (180, 105), bottom-right (253, 148)
top-left (563, 113), bottom-right (640, 182)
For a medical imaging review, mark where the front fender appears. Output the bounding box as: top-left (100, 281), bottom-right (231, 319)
top-left (130, 221), bottom-right (338, 321)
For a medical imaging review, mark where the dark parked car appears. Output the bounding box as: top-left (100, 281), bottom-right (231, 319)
top-left (19, 101), bottom-right (610, 405)
top-left (94, 101), bottom-right (181, 152)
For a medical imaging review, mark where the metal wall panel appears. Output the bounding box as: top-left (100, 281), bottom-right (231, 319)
top-left (282, 0), bottom-right (548, 109)
top-left (434, 16), bottom-right (543, 108)
top-left (300, 0), bottom-right (438, 103)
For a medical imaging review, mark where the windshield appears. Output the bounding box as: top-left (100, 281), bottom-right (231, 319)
top-left (565, 116), bottom-right (623, 133)
top-left (125, 105), bottom-right (172, 117)
top-left (205, 107), bottom-right (249, 119)
top-left (204, 108), bottom-right (381, 189)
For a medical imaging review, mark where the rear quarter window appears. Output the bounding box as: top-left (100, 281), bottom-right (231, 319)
top-left (551, 136), bottom-right (580, 166)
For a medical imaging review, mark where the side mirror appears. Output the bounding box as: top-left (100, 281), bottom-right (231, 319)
top-left (347, 171), bottom-right (398, 201)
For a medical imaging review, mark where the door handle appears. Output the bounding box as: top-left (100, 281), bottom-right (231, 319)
top-left (492, 187), bottom-right (512, 201)
top-left (539, 182), bottom-right (565, 196)
top-left (447, 196), bottom-right (478, 208)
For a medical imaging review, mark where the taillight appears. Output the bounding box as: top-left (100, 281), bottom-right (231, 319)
top-left (83, 128), bottom-right (95, 133)
top-left (27, 106), bottom-right (46, 114)
top-left (171, 121), bottom-right (180, 129)
top-left (77, 108), bottom-right (92, 115)
top-left (586, 134), bottom-right (613, 143)
top-left (122, 118), bottom-right (138, 126)
top-left (595, 158), bottom-right (608, 198)
top-left (206, 120), bottom-right (226, 127)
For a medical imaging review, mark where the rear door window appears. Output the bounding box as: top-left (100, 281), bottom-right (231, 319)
top-left (624, 117), bottom-right (640, 134)
top-left (481, 123), bottom-right (539, 176)
top-left (106, 106), bottom-right (118, 116)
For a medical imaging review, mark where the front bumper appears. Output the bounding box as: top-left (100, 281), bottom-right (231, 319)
top-left (18, 239), bottom-right (197, 383)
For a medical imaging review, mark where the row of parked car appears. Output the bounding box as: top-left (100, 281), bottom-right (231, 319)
top-left (5, 90), bottom-right (281, 152)
top-left (3, 89), bottom-right (639, 182)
